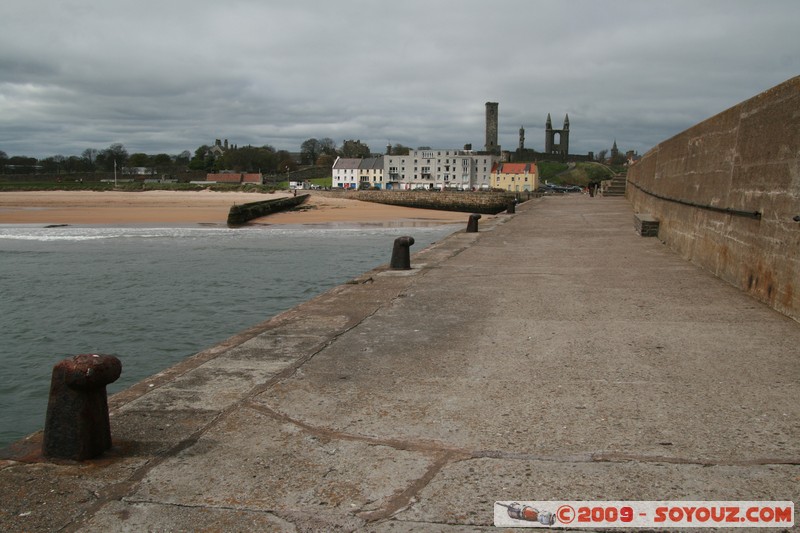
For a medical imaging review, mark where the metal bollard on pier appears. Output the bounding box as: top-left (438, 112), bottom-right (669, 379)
top-left (42, 354), bottom-right (122, 460)
top-left (389, 236), bottom-right (415, 270)
top-left (466, 213), bottom-right (481, 233)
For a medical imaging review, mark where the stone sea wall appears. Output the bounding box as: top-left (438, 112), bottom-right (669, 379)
top-left (627, 76), bottom-right (800, 320)
top-left (314, 190), bottom-right (518, 214)
top-left (227, 194), bottom-right (309, 226)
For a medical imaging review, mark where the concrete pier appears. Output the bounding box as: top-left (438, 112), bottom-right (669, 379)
top-left (1, 195), bottom-right (798, 531)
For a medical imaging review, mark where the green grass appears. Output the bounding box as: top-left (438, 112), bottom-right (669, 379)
top-left (537, 161), bottom-right (569, 181)
top-left (540, 162), bottom-right (614, 186)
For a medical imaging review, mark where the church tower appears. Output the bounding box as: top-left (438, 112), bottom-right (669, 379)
top-left (484, 102), bottom-right (499, 154)
top-left (545, 113), bottom-right (570, 161)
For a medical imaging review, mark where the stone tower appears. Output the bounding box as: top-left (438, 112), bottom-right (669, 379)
top-left (545, 113), bottom-right (570, 161)
top-left (485, 102), bottom-right (499, 154)
top-left (518, 125), bottom-right (525, 152)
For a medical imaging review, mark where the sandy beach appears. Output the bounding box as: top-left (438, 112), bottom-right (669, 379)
top-left (0, 191), bottom-right (472, 226)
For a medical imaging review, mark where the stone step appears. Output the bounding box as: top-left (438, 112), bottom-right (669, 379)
top-left (604, 175), bottom-right (627, 197)
top-left (634, 213), bottom-right (659, 236)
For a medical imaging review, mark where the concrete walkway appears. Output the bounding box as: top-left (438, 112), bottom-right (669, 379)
top-left (2, 195), bottom-right (798, 532)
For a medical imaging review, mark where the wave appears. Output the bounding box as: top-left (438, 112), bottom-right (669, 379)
top-left (0, 223), bottom-right (458, 242)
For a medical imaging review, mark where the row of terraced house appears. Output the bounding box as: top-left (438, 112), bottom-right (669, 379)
top-left (332, 150), bottom-right (539, 192)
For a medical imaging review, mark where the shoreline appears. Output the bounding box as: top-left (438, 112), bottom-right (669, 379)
top-left (0, 190), bottom-right (473, 226)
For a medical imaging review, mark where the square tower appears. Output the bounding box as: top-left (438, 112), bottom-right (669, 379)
top-left (485, 102), bottom-right (499, 154)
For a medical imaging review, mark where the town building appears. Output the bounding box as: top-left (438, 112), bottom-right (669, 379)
top-left (383, 149), bottom-right (498, 190)
top-left (490, 162), bottom-right (538, 192)
top-left (358, 157), bottom-right (384, 189)
top-left (330, 156), bottom-right (386, 189)
top-left (332, 157), bottom-right (363, 189)
top-left (208, 139), bottom-right (230, 158)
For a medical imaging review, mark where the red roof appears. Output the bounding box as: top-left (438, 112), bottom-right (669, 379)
top-left (212, 173), bottom-right (241, 183)
top-left (500, 163), bottom-right (528, 174)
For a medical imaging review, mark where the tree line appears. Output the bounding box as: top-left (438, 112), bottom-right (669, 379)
top-left (0, 137), bottom-right (383, 176)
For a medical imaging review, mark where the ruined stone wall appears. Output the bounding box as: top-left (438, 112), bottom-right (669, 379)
top-left (627, 76), bottom-right (800, 320)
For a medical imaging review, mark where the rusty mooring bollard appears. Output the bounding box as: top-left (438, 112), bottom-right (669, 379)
top-left (43, 354), bottom-right (122, 460)
top-left (466, 213), bottom-right (481, 233)
top-left (390, 236), bottom-right (415, 270)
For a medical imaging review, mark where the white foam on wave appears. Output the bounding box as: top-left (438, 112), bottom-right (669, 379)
top-left (0, 223), bottom-right (459, 242)
top-left (0, 225), bottom-right (246, 242)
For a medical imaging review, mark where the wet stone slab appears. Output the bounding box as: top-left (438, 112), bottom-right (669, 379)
top-left (116, 365), bottom-right (279, 412)
top-left (79, 500), bottom-right (299, 533)
top-left (391, 457), bottom-right (800, 528)
top-left (124, 406), bottom-right (437, 529)
top-left (217, 332), bottom-right (331, 363)
top-left (110, 408), bottom-right (218, 456)
top-left (0, 462), bottom-right (110, 532)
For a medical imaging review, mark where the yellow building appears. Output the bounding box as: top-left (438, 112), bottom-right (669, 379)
top-left (490, 162), bottom-right (538, 192)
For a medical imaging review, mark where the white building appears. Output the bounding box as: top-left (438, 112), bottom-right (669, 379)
top-left (383, 149), bottom-right (498, 190)
top-left (331, 157), bottom-right (361, 189)
top-left (332, 156), bottom-right (386, 189)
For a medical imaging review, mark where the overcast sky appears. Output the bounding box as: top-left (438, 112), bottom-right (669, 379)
top-left (1, 0), bottom-right (798, 160)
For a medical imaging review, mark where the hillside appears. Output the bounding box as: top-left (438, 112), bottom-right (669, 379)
top-left (538, 161), bottom-right (616, 186)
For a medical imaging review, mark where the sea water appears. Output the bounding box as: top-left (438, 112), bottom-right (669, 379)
top-left (0, 222), bottom-right (458, 447)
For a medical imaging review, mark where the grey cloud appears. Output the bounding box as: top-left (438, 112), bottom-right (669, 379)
top-left (1, 0), bottom-right (798, 158)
